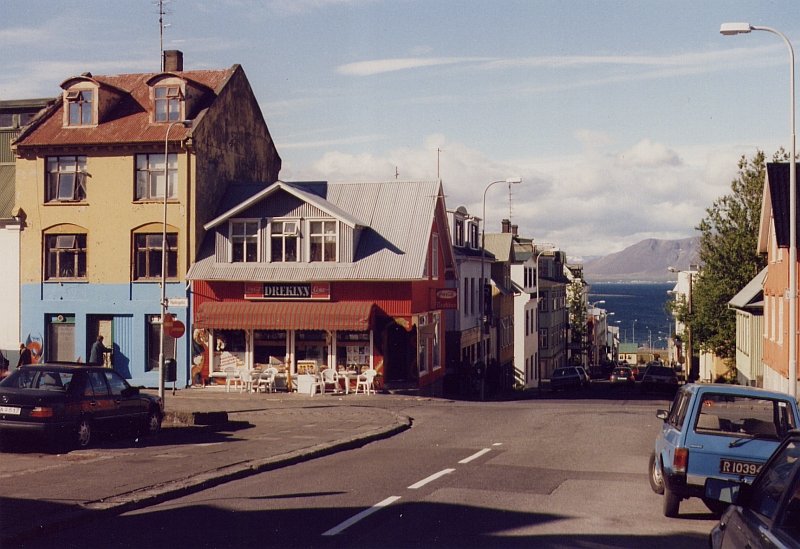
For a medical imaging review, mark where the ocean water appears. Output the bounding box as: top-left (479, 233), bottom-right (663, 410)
top-left (588, 282), bottom-right (675, 350)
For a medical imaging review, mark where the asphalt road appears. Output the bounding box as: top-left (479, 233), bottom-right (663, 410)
top-left (19, 382), bottom-right (716, 549)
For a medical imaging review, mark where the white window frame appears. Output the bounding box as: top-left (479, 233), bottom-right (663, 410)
top-left (229, 219), bottom-right (260, 263)
top-left (154, 85), bottom-right (184, 122)
top-left (65, 88), bottom-right (95, 126)
top-left (308, 219), bottom-right (337, 262)
top-left (269, 219), bottom-right (300, 263)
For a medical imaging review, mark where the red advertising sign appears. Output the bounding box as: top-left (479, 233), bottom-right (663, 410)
top-left (434, 288), bottom-right (458, 309)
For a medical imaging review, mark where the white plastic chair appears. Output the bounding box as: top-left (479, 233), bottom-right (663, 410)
top-left (320, 368), bottom-right (339, 394)
top-left (239, 368), bottom-right (255, 393)
top-left (355, 369), bottom-right (376, 395)
top-left (223, 366), bottom-right (241, 392)
top-left (255, 367), bottom-right (277, 393)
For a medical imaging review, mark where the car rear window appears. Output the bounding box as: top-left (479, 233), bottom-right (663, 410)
top-left (553, 369), bottom-right (574, 378)
top-left (645, 367), bottom-right (674, 376)
top-left (693, 393), bottom-right (797, 439)
top-left (2, 369), bottom-right (74, 391)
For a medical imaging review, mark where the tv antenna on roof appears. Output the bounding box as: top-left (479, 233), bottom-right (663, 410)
top-left (156, 0), bottom-right (174, 71)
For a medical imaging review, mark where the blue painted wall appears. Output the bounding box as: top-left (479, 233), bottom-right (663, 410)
top-left (20, 282), bottom-right (191, 388)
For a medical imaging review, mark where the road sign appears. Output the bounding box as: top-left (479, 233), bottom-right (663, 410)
top-left (169, 320), bottom-right (186, 339)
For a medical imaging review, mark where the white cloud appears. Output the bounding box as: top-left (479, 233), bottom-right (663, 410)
top-left (337, 57), bottom-right (492, 77)
top-left (618, 139), bottom-right (681, 167)
top-left (282, 133), bottom-right (746, 256)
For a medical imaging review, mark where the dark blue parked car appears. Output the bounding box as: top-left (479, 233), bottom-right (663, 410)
top-left (649, 383), bottom-right (799, 518)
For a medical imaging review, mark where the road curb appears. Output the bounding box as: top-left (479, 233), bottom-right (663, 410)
top-left (3, 413), bottom-right (411, 546)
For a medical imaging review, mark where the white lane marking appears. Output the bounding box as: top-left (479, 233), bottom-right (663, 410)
top-left (408, 468), bottom-right (456, 490)
top-left (492, 442), bottom-right (503, 446)
top-left (458, 448), bottom-right (491, 464)
top-left (322, 496), bottom-right (401, 536)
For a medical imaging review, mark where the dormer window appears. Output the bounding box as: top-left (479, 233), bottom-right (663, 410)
top-left (309, 220), bottom-right (337, 262)
top-left (270, 220), bottom-right (299, 262)
top-left (454, 218), bottom-right (465, 247)
top-left (230, 220), bottom-right (260, 263)
top-left (154, 85), bottom-right (183, 122)
top-left (66, 89), bottom-right (94, 126)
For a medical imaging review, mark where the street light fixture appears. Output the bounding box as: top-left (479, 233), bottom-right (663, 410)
top-left (479, 177), bottom-right (522, 359)
top-left (159, 119), bottom-right (191, 404)
top-left (721, 22), bottom-right (796, 397)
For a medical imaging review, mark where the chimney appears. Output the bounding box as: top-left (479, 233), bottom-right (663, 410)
top-left (163, 50), bottom-right (184, 72)
top-left (511, 224), bottom-right (518, 236)
top-left (501, 219), bottom-right (511, 233)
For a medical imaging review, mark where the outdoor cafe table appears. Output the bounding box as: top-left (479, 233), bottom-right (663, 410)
top-left (337, 370), bottom-right (359, 394)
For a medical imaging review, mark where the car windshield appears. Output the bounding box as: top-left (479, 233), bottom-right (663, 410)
top-left (693, 393), bottom-right (797, 440)
top-left (1, 369), bottom-right (74, 391)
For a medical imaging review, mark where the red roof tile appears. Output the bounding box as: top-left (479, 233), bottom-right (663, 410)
top-left (16, 68), bottom-right (235, 149)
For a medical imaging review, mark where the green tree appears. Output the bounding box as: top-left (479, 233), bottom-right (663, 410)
top-left (689, 150), bottom-right (778, 363)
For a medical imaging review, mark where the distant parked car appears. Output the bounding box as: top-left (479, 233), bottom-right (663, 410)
top-left (610, 366), bottom-right (635, 385)
top-left (706, 429), bottom-right (800, 548)
top-left (649, 383), bottom-right (799, 518)
top-left (549, 367), bottom-right (586, 392)
top-left (640, 364), bottom-right (679, 394)
top-left (0, 363), bottom-right (162, 450)
top-left (575, 367), bottom-right (591, 387)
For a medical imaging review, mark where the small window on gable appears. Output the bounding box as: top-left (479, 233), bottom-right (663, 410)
top-left (270, 220), bottom-right (299, 262)
top-left (230, 220), bottom-right (260, 263)
top-left (66, 89), bottom-right (94, 126)
top-left (155, 85), bottom-right (184, 122)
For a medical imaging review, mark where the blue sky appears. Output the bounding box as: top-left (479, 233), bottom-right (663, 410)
top-left (3, 0), bottom-right (799, 257)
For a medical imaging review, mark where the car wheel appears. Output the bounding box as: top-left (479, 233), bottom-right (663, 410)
top-left (648, 453), bottom-right (665, 494)
top-left (140, 408), bottom-right (162, 437)
top-left (663, 484), bottom-right (680, 518)
top-left (75, 418), bottom-right (92, 449)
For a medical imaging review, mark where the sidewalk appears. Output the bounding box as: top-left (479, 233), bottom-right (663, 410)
top-left (0, 387), bottom-right (412, 545)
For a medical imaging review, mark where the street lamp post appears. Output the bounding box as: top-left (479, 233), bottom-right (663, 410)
top-left (159, 120), bottom-right (190, 404)
top-left (721, 22), bottom-right (796, 397)
top-left (479, 177), bottom-right (522, 359)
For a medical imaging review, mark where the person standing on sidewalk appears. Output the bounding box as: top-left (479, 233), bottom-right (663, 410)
top-left (17, 343), bottom-right (32, 368)
top-left (89, 336), bottom-right (111, 366)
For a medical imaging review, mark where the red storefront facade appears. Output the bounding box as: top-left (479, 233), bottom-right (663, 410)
top-left (187, 180), bottom-right (456, 393)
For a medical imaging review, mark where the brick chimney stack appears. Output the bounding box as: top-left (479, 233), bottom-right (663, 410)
top-left (511, 224), bottom-right (518, 236)
top-left (501, 219), bottom-right (511, 233)
top-left (163, 50), bottom-right (184, 72)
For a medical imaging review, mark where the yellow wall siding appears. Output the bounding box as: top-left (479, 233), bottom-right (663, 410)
top-left (16, 153), bottom-right (191, 284)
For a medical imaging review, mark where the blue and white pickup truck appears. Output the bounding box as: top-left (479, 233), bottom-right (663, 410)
top-left (649, 383), bottom-right (800, 517)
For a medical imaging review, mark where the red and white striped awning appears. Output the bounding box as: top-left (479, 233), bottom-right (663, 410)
top-left (195, 301), bottom-right (375, 331)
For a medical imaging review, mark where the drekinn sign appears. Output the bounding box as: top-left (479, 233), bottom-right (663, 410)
top-left (245, 282), bottom-right (331, 300)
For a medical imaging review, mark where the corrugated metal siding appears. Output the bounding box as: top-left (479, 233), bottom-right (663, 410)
top-left (0, 130), bottom-right (19, 163)
top-left (112, 314), bottom-right (135, 377)
top-left (214, 228), bottom-right (229, 262)
top-left (0, 166), bottom-right (14, 218)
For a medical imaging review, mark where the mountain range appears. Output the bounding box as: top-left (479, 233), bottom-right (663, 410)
top-left (581, 237), bottom-right (701, 282)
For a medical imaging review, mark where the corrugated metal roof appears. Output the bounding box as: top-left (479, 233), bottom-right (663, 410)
top-left (188, 180), bottom-right (443, 282)
top-left (729, 267), bottom-right (766, 311)
top-left (14, 68), bottom-right (235, 149)
top-left (483, 233), bottom-right (513, 262)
